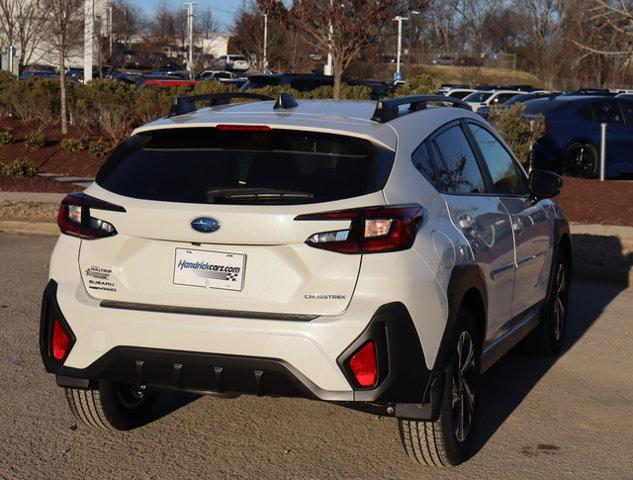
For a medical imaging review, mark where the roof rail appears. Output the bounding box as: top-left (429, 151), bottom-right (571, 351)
top-left (168, 92), bottom-right (274, 117)
top-left (371, 94), bottom-right (472, 123)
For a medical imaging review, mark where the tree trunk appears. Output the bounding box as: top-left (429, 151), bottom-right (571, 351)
top-left (59, 45), bottom-right (67, 135)
top-left (333, 61), bottom-right (343, 99)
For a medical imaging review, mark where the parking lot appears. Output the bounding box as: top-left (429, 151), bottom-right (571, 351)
top-left (1, 233), bottom-right (631, 479)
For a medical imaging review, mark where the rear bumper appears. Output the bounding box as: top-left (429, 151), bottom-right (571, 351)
top-left (41, 279), bottom-right (442, 418)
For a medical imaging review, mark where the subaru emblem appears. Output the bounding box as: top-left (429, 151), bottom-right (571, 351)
top-left (190, 217), bottom-right (221, 233)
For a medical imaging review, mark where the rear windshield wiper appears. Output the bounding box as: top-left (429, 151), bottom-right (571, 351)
top-left (206, 188), bottom-right (314, 202)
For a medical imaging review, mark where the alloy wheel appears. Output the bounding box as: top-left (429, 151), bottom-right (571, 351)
top-left (451, 331), bottom-right (477, 443)
top-left (553, 263), bottom-right (567, 341)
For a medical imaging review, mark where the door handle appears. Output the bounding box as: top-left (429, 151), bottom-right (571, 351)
top-left (458, 214), bottom-right (475, 231)
top-left (512, 217), bottom-right (525, 235)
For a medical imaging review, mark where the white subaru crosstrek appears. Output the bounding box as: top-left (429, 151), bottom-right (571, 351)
top-left (40, 92), bottom-right (571, 466)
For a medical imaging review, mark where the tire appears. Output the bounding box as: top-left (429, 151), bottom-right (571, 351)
top-left (524, 248), bottom-right (570, 357)
top-left (65, 381), bottom-right (157, 431)
top-left (398, 310), bottom-right (481, 467)
top-left (563, 143), bottom-right (598, 178)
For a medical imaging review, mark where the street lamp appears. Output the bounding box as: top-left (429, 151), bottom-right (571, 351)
top-left (394, 15), bottom-right (408, 82)
top-left (263, 13), bottom-right (268, 72)
top-left (394, 11), bottom-right (420, 82)
top-left (184, 2), bottom-right (197, 79)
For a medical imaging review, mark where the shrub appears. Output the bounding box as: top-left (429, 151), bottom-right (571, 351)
top-left (396, 72), bottom-right (437, 96)
top-left (3, 78), bottom-right (59, 122)
top-left (0, 130), bottom-right (14, 145)
top-left (24, 128), bottom-right (46, 150)
top-left (0, 71), bottom-right (18, 116)
top-left (71, 80), bottom-right (136, 141)
top-left (88, 138), bottom-right (114, 157)
top-left (60, 137), bottom-right (86, 152)
top-left (0, 157), bottom-right (38, 177)
top-left (488, 103), bottom-right (545, 168)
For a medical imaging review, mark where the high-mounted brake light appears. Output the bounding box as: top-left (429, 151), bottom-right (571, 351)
top-left (215, 124), bottom-right (272, 131)
top-left (296, 205), bottom-right (422, 254)
top-left (348, 341), bottom-right (378, 388)
top-left (57, 192), bottom-right (125, 240)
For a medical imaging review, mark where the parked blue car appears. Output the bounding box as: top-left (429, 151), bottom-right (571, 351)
top-left (526, 95), bottom-right (633, 178)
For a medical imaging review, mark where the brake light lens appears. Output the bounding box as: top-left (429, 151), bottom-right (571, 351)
top-left (296, 205), bottom-right (422, 254)
top-left (348, 341), bottom-right (377, 388)
top-left (57, 192), bottom-right (125, 240)
top-left (215, 124), bottom-right (271, 131)
top-left (51, 319), bottom-right (70, 361)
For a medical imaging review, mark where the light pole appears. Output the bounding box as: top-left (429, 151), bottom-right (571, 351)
top-left (324, 0), bottom-right (333, 75)
top-left (263, 13), bottom-right (268, 72)
top-left (184, 2), bottom-right (197, 78)
top-left (394, 15), bottom-right (409, 82)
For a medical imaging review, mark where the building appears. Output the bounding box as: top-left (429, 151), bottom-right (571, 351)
top-left (0, 0), bottom-right (109, 74)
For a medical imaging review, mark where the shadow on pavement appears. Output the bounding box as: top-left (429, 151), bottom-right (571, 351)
top-left (469, 240), bottom-right (629, 458)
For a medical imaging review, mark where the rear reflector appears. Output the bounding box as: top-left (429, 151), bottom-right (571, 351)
top-left (348, 341), bottom-right (378, 388)
top-left (51, 319), bottom-right (71, 361)
top-left (216, 124), bottom-right (271, 131)
top-left (296, 205), bottom-right (422, 254)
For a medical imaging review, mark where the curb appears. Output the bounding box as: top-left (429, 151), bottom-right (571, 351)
top-left (0, 220), bottom-right (58, 236)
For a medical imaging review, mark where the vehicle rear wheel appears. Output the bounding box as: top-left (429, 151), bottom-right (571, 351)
top-left (524, 248), bottom-right (570, 356)
top-left (398, 310), bottom-right (480, 467)
top-left (65, 381), bottom-right (157, 431)
top-left (563, 143), bottom-right (598, 178)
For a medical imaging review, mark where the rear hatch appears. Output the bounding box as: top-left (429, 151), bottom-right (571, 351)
top-left (77, 126), bottom-right (395, 317)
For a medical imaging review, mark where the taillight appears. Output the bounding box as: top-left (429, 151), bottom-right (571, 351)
top-left (295, 205), bottom-right (422, 254)
top-left (347, 341), bottom-right (377, 388)
top-left (57, 192), bottom-right (125, 239)
top-left (51, 319), bottom-right (71, 361)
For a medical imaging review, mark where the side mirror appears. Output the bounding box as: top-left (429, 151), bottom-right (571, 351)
top-left (529, 169), bottom-right (563, 199)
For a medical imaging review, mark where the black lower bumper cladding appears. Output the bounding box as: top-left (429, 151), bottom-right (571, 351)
top-left (42, 281), bottom-right (440, 419)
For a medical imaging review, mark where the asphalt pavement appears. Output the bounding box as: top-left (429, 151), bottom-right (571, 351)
top-left (1, 233), bottom-right (632, 479)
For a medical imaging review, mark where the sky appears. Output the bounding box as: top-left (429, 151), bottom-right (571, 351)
top-left (130, 0), bottom-right (246, 33)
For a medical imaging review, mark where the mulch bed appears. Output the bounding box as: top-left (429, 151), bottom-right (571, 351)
top-left (557, 177), bottom-right (633, 227)
top-left (0, 117), bottom-right (107, 178)
top-left (0, 174), bottom-right (83, 193)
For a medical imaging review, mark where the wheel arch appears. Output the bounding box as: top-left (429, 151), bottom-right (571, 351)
top-left (433, 264), bottom-right (488, 371)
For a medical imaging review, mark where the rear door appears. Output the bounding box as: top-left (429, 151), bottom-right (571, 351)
top-left (78, 127), bottom-right (395, 317)
top-left (430, 122), bottom-right (516, 345)
top-left (465, 122), bottom-right (551, 318)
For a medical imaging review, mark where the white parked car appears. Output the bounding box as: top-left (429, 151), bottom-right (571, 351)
top-left (40, 92), bottom-right (571, 467)
top-left (463, 90), bottom-right (524, 111)
top-left (443, 88), bottom-right (476, 100)
top-left (215, 54), bottom-right (250, 72)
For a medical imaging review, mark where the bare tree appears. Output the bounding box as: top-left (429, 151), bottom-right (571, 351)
top-left (259, 0), bottom-right (397, 98)
top-left (43, 0), bottom-right (83, 134)
top-left (196, 6), bottom-right (218, 39)
top-left (0, 0), bottom-right (48, 70)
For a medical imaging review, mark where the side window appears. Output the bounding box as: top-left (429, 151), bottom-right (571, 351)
top-left (468, 123), bottom-right (527, 195)
top-left (591, 100), bottom-right (622, 124)
top-left (411, 143), bottom-right (439, 189)
top-left (618, 100), bottom-right (633, 125)
top-left (433, 125), bottom-right (487, 194)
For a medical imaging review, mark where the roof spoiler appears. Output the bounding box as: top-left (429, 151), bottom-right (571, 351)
top-left (371, 94), bottom-right (472, 123)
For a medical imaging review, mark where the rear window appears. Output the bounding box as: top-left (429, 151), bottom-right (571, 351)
top-left (523, 99), bottom-right (567, 115)
top-left (96, 128), bottom-right (395, 205)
